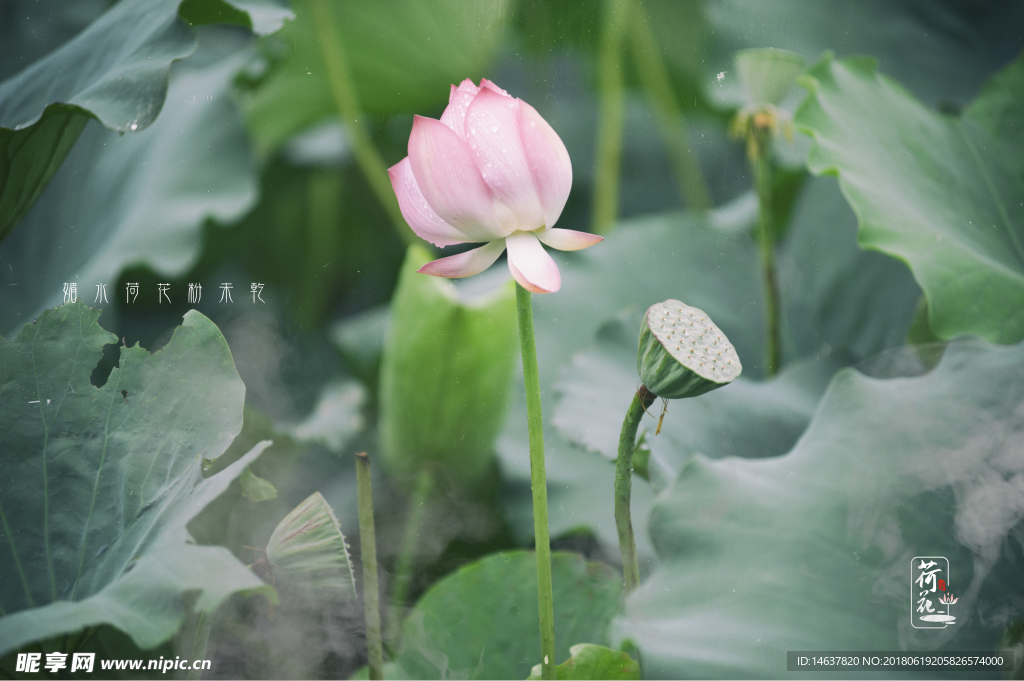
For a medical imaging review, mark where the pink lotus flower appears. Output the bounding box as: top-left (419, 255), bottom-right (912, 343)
top-left (388, 79), bottom-right (603, 294)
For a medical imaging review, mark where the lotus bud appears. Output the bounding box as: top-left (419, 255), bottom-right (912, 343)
top-left (637, 299), bottom-right (742, 399)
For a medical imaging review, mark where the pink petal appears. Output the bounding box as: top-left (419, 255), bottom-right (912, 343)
top-left (537, 228), bottom-right (603, 251)
top-left (464, 88), bottom-right (544, 232)
top-left (417, 240), bottom-right (506, 279)
top-left (408, 115), bottom-right (506, 241)
top-left (519, 99), bottom-right (572, 229)
top-left (440, 84), bottom-right (476, 140)
top-left (480, 78), bottom-right (510, 96)
top-left (388, 157), bottom-right (469, 247)
top-left (506, 231), bottom-right (561, 293)
top-left (456, 78), bottom-right (479, 94)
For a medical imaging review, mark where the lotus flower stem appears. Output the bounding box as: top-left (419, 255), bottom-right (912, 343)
top-left (593, 0), bottom-right (630, 235)
top-left (515, 283), bottom-right (557, 680)
top-left (615, 386), bottom-right (656, 593)
top-left (355, 452), bottom-right (384, 681)
top-left (385, 467), bottom-right (433, 651)
top-left (628, 0), bottom-right (711, 211)
top-left (311, 0), bottom-right (416, 248)
top-left (752, 138), bottom-right (781, 376)
top-left (185, 611), bottom-right (212, 680)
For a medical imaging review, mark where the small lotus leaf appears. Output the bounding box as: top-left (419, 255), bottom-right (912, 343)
top-left (265, 492), bottom-right (357, 602)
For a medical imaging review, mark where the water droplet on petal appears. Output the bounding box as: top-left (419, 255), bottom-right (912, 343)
top-left (491, 126), bottom-right (498, 132)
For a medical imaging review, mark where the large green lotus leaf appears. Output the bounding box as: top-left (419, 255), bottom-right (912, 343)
top-left (615, 337), bottom-right (1024, 678)
top-left (705, 0), bottom-right (1024, 110)
top-left (0, 30), bottom-right (257, 336)
top-left (964, 52), bottom-right (1024, 179)
top-left (795, 54), bottom-right (1024, 344)
top-left (0, 302), bottom-right (275, 656)
top-left (392, 551), bottom-right (622, 680)
top-left (379, 246), bottom-right (517, 487)
top-left (776, 177), bottom-right (920, 362)
top-left (0, 0), bottom-right (290, 242)
top-left (180, 0), bottom-right (293, 35)
top-left (240, 0), bottom-right (508, 157)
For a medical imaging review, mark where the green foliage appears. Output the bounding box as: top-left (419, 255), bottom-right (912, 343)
top-left (0, 107), bottom-right (90, 244)
top-left (240, 0), bottom-right (509, 158)
top-left (705, 0), bottom-right (1022, 110)
top-left (735, 48), bottom-right (805, 106)
top-left (240, 466), bottom-right (279, 501)
top-left (499, 189), bottom-right (919, 552)
top-left (964, 52), bottom-right (1024, 178)
top-left (796, 53), bottom-right (1024, 343)
top-left (0, 0), bottom-right (290, 242)
top-left (266, 492), bottom-right (357, 602)
top-left (527, 644), bottom-right (640, 680)
top-left (0, 302), bottom-right (274, 657)
top-left (180, 0), bottom-right (293, 35)
top-left (285, 380), bottom-right (366, 454)
top-left (0, 31), bottom-right (258, 335)
top-left (392, 551), bottom-right (622, 680)
top-left (379, 247), bottom-right (518, 486)
top-left (331, 306), bottom-right (390, 389)
top-left (553, 315), bottom-right (843, 494)
top-left (617, 338), bottom-right (1024, 677)
top-left (191, 160), bottom-right (406, 331)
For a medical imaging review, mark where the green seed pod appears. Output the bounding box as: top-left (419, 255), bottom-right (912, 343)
top-left (637, 300), bottom-right (742, 399)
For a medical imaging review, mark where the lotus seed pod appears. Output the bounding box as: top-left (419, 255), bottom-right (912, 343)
top-left (637, 300), bottom-right (742, 399)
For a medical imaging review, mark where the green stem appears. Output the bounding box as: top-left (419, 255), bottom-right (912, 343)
top-left (592, 0), bottom-right (629, 235)
top-left (186, 611), bottom-right (212, 681)
top-left (515, 283), bottom-right (556, 680)
top-left (303, 169), bottom-right (341, 326)
top-left (752, 135), bottom-right (781, 376)
top-left (310, 0), bottom-right (416, 248)
top-left (355, 452), bottom-right (384, 681)
top-left (615, 386), bottom-right (656, 593)
top-left (628, 0), bottom-right (711, 211)
top-left (385, 468), bottom-right (433, 651)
